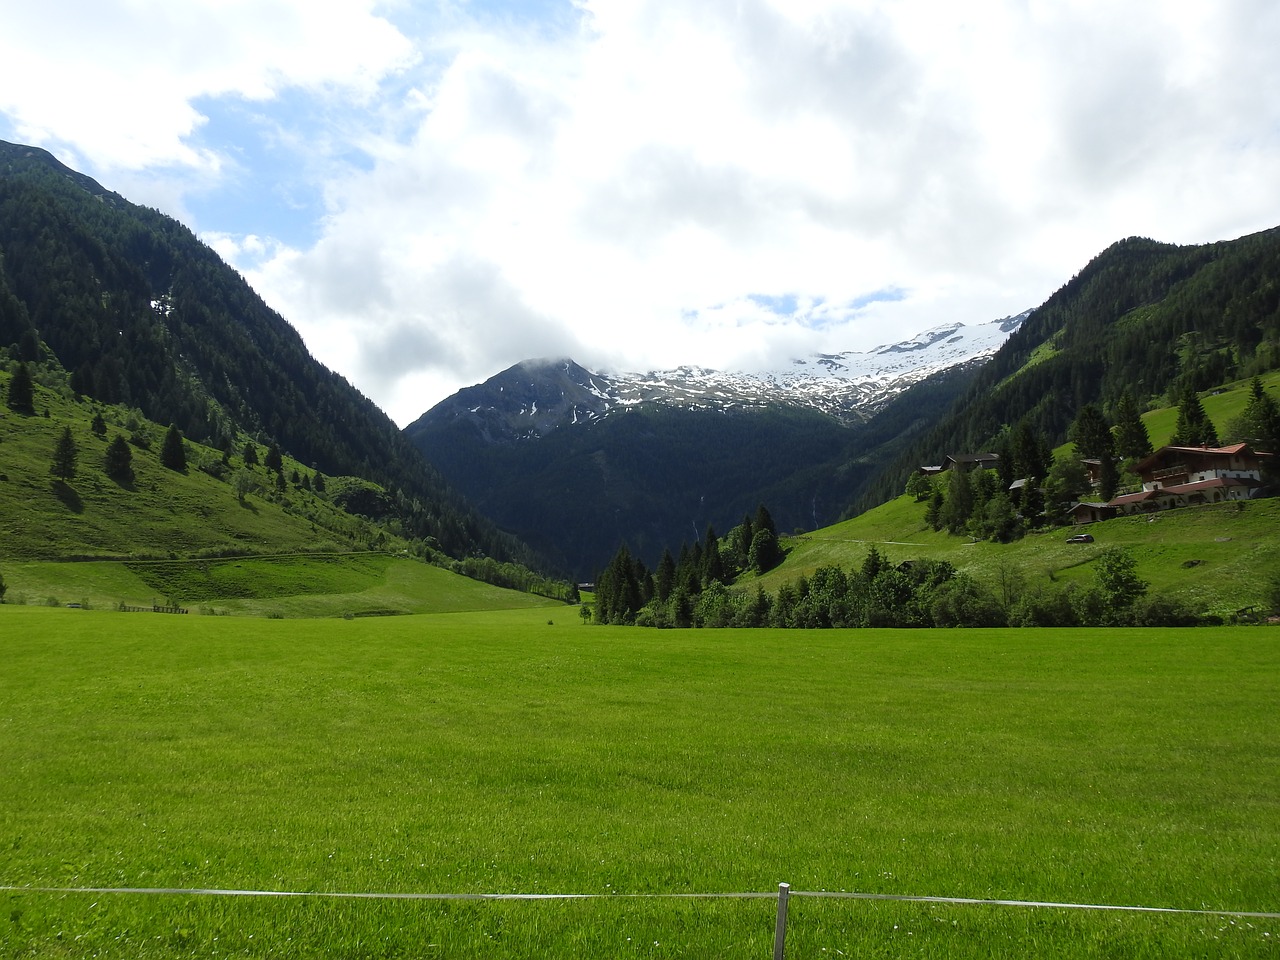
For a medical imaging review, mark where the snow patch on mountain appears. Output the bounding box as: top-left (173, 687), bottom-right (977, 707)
top-left (595, 312), bottom-right (1029, 424)
top-left (412, 312), bottom-right (1028, 439)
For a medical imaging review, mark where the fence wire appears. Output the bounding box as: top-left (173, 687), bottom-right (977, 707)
top-left (2, 884), bottom-right (1276, 919)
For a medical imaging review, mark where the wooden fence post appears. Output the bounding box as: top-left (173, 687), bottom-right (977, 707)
top-left (773, 882), bottom-right (790, 960)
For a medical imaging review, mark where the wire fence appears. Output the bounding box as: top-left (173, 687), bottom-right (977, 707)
top-left (3, 882), bottom-right (1276, 958)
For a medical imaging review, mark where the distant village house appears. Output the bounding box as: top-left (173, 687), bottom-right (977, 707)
top-left (1104, 442), bottom-right (1272, 516)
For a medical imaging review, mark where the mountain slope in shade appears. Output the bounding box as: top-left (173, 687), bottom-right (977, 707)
top-left (404, 357), bottom-right (987, 580)
top-left (0, 139), bottom-right (542, 568)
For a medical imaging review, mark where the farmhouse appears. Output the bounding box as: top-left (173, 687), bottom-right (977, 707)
top-left (1068, 501), bottom-right (1116, 525)
top-left (1107, 442), bottom-right (1272, 516)
top-left (920, 452), bottom-right (1000, 476)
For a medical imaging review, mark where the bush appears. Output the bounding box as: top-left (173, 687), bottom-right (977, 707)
top-left (1133, 594), bottom-right (1201, 627)
top-left (1008, 587), bottom-right (1079, 627)
top-left (930, 577), bottom-right (1006, 627)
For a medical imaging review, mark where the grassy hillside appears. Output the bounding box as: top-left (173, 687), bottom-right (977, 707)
top-left (755, 373), bottom-right (1280, 618)
top-left (765, 496), bottom-right (1280, 618)
top-left (0, 369), bottom-right (394, 560)
top-left (0, 368), bottom-right (566, 615)
top-left (2, 608), bottom-right (1275, 957)
top-left (858, 226), bottom-right (1280, 511)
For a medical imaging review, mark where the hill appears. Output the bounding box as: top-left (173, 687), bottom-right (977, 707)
top-left (753, 375), bottom-right (1280, 620)
top-left (0, 139), bottom-right (540, 569)
top-left (585, 374), bottom-right (1280, 625)
top-left (857, 227), bottom-right (1280, 509)
top-left (0, 342), bottom-right (574, 612)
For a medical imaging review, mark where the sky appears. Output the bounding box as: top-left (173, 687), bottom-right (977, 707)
top-left (2, 1), bottom-right (1279, 426)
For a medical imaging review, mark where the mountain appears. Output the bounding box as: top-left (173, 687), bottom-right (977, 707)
top-left (855, 227), bottom-right (1280, 510)
top-left (414, 313), bottom-right (1026, 441)
top-left (0, 139), bottom-right (540, 569)
top-left (402, 319), bottom-right (1024, 579)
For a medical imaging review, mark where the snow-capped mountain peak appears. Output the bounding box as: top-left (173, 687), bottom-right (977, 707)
top-left (410, 312), bottom-right (1029, 439)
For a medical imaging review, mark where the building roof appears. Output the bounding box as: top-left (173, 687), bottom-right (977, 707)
top-left (1133, 442), bottom-right (1267, 474)
top-left (1108, 490), bottom-right (1161, 507)
top-left (1160, 476), bottom-right (1259, 495)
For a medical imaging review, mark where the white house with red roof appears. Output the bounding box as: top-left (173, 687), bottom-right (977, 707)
top-left (1107, 443), bottom-right (1272, 515)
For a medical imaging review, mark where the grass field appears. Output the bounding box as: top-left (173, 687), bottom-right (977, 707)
top-left (0, 554), bottom-right (562, 618)
top-left (2, 606), bottom-right (1276, 957)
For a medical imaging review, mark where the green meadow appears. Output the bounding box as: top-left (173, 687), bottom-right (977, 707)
top-left (2, 606), bottom-right (1276, 958)
top-left (1, 554), bottom-right (561, 619)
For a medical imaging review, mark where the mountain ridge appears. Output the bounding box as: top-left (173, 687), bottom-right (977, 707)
top-left (0, 138), bottom-right (546, 571)
top-left (409, 311), bottom-right (1028, 442)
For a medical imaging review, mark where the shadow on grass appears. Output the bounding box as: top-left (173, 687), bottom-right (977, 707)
top-left (51, 479), bottom-right (83, 513)
top-left (237, 498), bottom-right (259, 514)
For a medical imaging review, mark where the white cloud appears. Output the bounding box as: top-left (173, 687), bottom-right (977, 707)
top-left (5, 0), bottom-right (1280, 426)
top-left (0, 0), bottom-right (414, 175)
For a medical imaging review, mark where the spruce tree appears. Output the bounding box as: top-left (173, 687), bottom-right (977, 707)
top-left (1226, 377), bottom-right (1280, 449)
top-left (103, 433), bottom-right (134, 484)
top-left (702, 526), bottom-right (725, 585)
top-left (265, 441), bottom-right (283, 474)
top-left (1069, 404), bottom-right (1113, 460)
top-left (90, 412), bottom-right (107, 437)
top-left (6, 361), bottom-right (34, 414)
top-left (753, 504), bottom-right (777, 540)
top-left (242, 442), bottom-right (259, 466)
top-left (1171, 385), bottom-right (1219, 447)
top-left (1112, 389), bottom-right (1152, 460)
top-left (160, 424), bottom-right (187, 472)
top-left (748, 528), bottom-right (781, 574)
top-left (655, 548), bottom-right (676, 603)
top-left (50, 426), bottom-right (78, 481)
top-left (1013, 420), bottom-right (1052, 483)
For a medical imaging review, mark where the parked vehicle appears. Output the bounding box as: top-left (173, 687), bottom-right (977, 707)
top-left (1066, 533), bottom-right (1094, 543)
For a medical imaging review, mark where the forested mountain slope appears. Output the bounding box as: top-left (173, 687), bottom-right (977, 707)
top-left (407, 362), bottom-right (979, 580)
top-left (857, 228), bottom-right (1280, 509)
top-left (0, 140), bottom-right (535, 565)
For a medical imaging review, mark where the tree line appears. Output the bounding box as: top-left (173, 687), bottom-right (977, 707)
top-left (591, 505), bottom-right (783, 625)
top-left (595, 537), bottom-right (1208, 630)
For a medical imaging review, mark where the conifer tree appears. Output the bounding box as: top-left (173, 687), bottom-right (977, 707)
top-left (748, 528), bottom-right (781, 574)
top-left (753, 504), bottom-right (777, 540)
top-left (50, 425), bottom-right (77, 481)
top-left (702, 526), bottom-right (725, 585)
top-left (103, 433), bottom-right (134, 484)
top-left (655, 548), bottom-right (676, 603)
top-left (160, 423), bottom-right (187, 472)
top-left (90, 412), bottom-right (107, 437)
top-left (6, 361), bottom-right (34, 414)
top-left (1225, 377), bottom-right (1280, 450)
top-left (242, 441), bottom-right (259, 466)
top-left (1112, 389), bottom-right (1153, 460)
top-left (1069, 404), bottom-right (1113, 460)
top-left (1171, 385), bottom-right (1219, 447)
top-left (265, 441), bottom-right (283, 474)
top-left (1012, 419), bottom-right (1052, 483)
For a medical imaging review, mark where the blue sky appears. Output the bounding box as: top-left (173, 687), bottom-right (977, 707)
top-left (3, 1), bottom-right (1279, 424)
